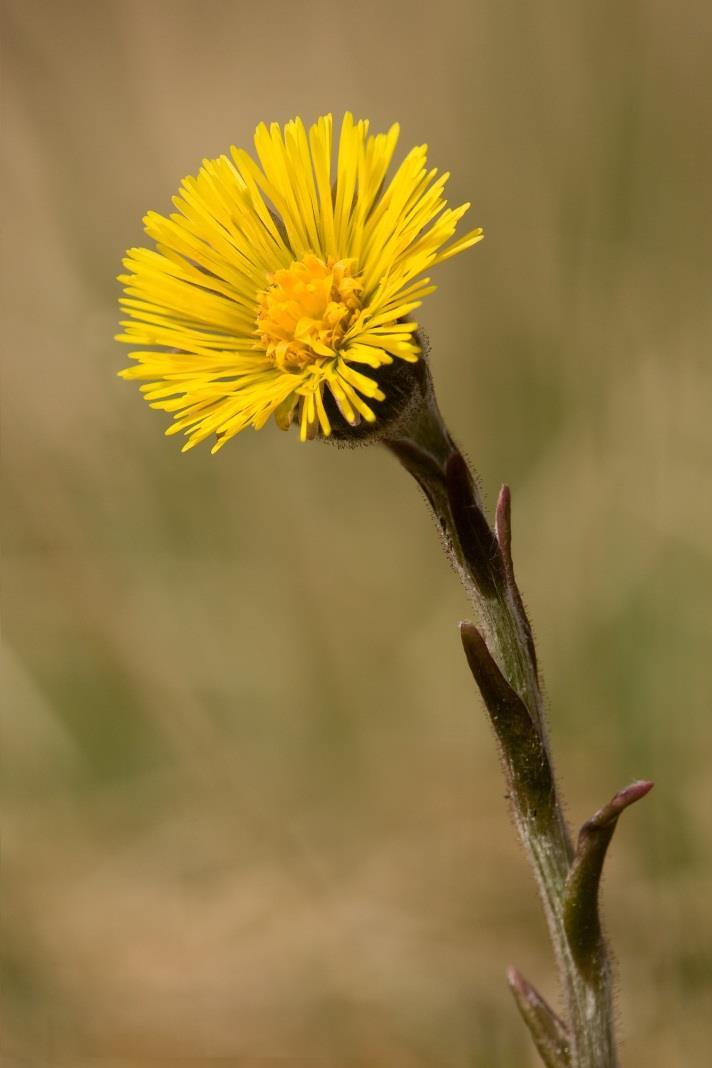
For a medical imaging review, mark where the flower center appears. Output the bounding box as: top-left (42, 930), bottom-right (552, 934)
top-left (256, 253), bottom-right (364, 372)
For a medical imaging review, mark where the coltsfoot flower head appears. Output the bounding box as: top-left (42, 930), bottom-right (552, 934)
top-left (117, 113), bottom-right (483, 452)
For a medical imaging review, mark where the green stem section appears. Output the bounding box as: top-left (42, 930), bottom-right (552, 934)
top-left (383, 362), bottom-right (619, 1068)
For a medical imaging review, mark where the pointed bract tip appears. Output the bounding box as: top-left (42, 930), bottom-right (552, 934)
top-left (506, 965), bottom-right (526, 993)
top-left (589, 779), bottom-right (655, 829)
top-left (614, 779), bottom-right (654, 809)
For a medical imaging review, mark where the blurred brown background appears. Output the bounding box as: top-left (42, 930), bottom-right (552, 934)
top-left (3, 1), bottom-right (711, 1064)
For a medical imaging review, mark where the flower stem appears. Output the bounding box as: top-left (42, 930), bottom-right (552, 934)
top-left (383, 359), bottom-right (651, 1067)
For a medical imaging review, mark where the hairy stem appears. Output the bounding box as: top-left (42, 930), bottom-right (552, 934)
top-left (383, 360), bottom-right (651, 1067)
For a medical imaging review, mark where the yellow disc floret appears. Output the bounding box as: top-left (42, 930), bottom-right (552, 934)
top-left (256, 254), bottom-right (364, 372)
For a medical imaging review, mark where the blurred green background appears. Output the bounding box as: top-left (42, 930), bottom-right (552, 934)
top-left (3, 1), bottom-right (711, 1064)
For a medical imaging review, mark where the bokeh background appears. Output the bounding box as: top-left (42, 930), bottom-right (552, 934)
top-left (3, 1), bottom-right (711, 1064)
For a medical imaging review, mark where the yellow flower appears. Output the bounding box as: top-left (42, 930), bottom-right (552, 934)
top-left (117, 113), bottom-right (483, 452)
